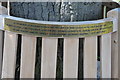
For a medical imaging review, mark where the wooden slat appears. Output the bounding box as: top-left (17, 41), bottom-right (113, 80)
top-left (111, 32), bottom-right (118, 78)
top-left (0, 31), bottom-right (3, 78)
top-left (84, 36), bottom-right (97, 78)
top-left (100, 33), bottom-right (111, 78)
top-left (107, 8), bottom-right (119, 78)
top-left (20, 35), bottom-right (36, 78)
top-left (117, 8), bottom-right (120, 79)
top-left (41, 38), bottom-right (58, 78)
top-left (0, 2), bottom-right (10, 78)
top-left (63, 38), bottom-right (79, 78)
top-left (0, 3), bottom-right (7, 78)
top-left (2, 32), bottom-right (18, 78)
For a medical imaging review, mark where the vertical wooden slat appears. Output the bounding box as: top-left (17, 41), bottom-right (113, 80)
top-left (41, 38), bottom-right (58, 78)
top-left (100, 6), bottom-right (112, 78)
top-left (0, 7), bottom-right (3, 77)
top-left (107, 9), bottom-right (119, 78)
top-left (2, 1), bottom-right (18, 78)
top-left (63, 38), bottom-right (79, 78)
top-left (7, 0), bottom-right (10, 15)
top-left (2, 32), bottom-right (18, 78)
top-left (0, 3), bottom-right (8, 78)
top-left (111, 32), bottom-right (118, 78)
top-left (100, 33), bottom-right (111, 78)
top-left (84, 36), bottom-right (97, 78)
top-left (20, 35), bottom-right (36, 78)
top-left (0, 31), bottom-right (3, 78)
top-left (117, 8), bottom-right (120, 79)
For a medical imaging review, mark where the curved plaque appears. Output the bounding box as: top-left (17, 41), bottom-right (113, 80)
top-left (4, 18), bottom-right (113, 37)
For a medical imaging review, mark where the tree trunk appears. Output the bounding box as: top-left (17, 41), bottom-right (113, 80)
top-left (10, 2), bottom-right (103, 79)
top-left (10, 2), bottom-right (102, 21)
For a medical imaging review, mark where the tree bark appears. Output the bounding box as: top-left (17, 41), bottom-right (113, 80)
top-left (10, 2), bottom-right (102, 21)
top-left (10, 2), bottom-right (103, 78)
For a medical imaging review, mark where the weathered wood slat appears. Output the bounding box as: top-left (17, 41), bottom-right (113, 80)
top-left (118, 8), bottom-right (120, 79)
top-left (41, 38), bottom-right (58, 78)
top-left (107, 8), bottom-right (119, 78)
top-left (2, 32), bottom-right (18, 78)
top-left (1, 2), bottom-right (18, 78)
top-left (111, 32), bottom-right (118, 78)
top-left (0, 31), bottom-right (3, 78)
top-left (100, 33), bottom-right (111, 78)
top-left (84, 36), bottom-right (97, 78)
top-left (63, 38), bottom-right (79, 78)
top-left (0, 3), bottom-right (8, 78)
top-left (20, 35), bottom-right (36, 78)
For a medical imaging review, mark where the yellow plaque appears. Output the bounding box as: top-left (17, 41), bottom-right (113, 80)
top-left (4, 18), bottom-right (113, 37)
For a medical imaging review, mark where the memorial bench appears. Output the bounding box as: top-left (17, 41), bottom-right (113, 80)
top-left (0, 4), bottom-right (119, 79)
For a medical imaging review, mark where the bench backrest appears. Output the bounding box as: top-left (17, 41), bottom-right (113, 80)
top-left (0, 4), bottom-right (119, 79)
